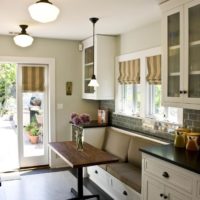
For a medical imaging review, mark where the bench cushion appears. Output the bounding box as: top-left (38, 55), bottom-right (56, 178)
top-left (107, 163), bottom-right (141, 193)
top-left (103, 128), bottom-right (131, 162)
top-left (128, 136), bottom-right (159, 167)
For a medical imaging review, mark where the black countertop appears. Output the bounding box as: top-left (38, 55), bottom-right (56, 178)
top-left (72, 120), bottom-right (109, 129)
top-left (140, 144), bottom-right (200, 174)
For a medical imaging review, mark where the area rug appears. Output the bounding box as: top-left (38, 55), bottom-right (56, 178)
top-left (0, 172), bottom-right (20, 181)
top-left (0, 170), bottom-right (94, 200)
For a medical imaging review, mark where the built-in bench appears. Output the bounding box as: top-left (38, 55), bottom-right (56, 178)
top-left (87, 127), bottom-right (167, 200)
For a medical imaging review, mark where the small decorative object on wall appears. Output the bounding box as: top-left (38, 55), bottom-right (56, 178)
top-left (66, 82), bottom-right (72, 95)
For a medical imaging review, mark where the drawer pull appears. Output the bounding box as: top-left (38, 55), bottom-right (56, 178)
top-left (94, 170), bottom-right (98, 174)
top-left (162, 171), bottom-right (169, 178)
top-left (160, 193), bottom-right (163, 197)
top-left (123, 191), bottom-right (128, 196)
top-left (164, 195), bottom-right (168, 199)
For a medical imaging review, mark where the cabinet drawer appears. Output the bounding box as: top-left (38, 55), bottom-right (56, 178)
top-left (144, 157), bottom-right (194, 194)
top-left (110, 175), bottom-right (140, 200)
top-left (87, 166), bottom-right (108, 185)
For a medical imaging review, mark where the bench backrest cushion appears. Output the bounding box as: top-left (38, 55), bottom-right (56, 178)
top-left (103, 128), bottom-right (131, 162)
top-left (128, 136), bottom-right (160, 167)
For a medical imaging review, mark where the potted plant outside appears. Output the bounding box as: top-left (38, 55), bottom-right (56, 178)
top-left (25, 122), bottom-right (41, 144)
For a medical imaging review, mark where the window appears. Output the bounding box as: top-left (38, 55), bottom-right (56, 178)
top-left (119, 84), bottom-right (141, 115)
top-left (115, 47), bottom-right (182, 125)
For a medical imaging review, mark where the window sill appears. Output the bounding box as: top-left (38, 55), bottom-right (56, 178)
top-left (113, 112), bottom-right (143, 119)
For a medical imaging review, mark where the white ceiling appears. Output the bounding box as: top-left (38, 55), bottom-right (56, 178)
top-left (0, 0), bottom-right (162, 41)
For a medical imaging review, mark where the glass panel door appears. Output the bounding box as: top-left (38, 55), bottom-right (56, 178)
top-left (18, 65), bottom-right (48, 168)
top-left (167, 12), bottom-right (181, 97)
top-left (188, 4), bottom-right (200, 98)
top-left (84, 46), bottom-right (94, 94)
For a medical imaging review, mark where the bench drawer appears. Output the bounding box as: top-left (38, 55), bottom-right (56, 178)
top-left (144, 157), bottom-right (194, 194)
top-left (87, 166), bottom-right (108, 185)
top-left (109, 175), bottom-right (140, 200)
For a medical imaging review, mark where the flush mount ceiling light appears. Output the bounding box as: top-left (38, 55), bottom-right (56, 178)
top-left (88, 17), bottom-right (99, 88)
top-left (13, 25), bottom-right (34, 47)
top-left (28, 0), bottom-right (60, 23)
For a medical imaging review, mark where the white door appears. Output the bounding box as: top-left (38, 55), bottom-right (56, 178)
top-left (17, 64), bottom-right (49, 167)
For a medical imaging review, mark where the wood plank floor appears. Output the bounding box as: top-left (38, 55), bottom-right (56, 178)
top-left (0, 168), bottom-right (113, 200)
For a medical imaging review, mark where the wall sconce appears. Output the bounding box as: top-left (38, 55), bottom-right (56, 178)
top-left (28, 0), bottom-right (60, 23)
top-left (13, 25), bottom-right (34, 48)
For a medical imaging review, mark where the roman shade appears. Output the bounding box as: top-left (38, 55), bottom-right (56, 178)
top-left (22, 66), bottom-right (45, 92)
top-left (118, 59), bottom-right (140, 84)
top-left (146, 55), bottom-right (161, 84)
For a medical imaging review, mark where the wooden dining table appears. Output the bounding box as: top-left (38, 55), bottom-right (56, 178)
top-left (49, 141), bottom-right (119, 200)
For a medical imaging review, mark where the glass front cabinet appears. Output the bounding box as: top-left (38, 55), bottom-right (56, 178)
top-left (82, 35), bottom-right (116, 100)
top-left (162, 0), bottom-right (200, 108)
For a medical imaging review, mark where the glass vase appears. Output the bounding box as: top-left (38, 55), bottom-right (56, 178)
top-left (76, 127), bottom-right (83, 151)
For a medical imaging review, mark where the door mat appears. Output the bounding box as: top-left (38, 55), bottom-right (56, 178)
top-left (0, 172), bottom-right (20, 181)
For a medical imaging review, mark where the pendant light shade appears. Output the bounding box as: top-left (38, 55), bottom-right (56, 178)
top-left (88, 17), bottom-right (99, 88)
top-left (13, 25), bottom-right (34, 48)
top-left (28, 0), bottom-right (60, 23)
top-left (88, 75), bottom-right (99, 87)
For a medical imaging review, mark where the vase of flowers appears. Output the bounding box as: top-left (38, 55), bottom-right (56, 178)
top-left (70, 112), bottom-right (90, 151)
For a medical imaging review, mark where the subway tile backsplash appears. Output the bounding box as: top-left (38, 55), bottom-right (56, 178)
top-left (99, 101), bottom-right (200, 140)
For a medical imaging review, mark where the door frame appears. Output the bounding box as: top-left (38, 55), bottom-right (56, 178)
top-left (0, 56), bottom-right (56, 168)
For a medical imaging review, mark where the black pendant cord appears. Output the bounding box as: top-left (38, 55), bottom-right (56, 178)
top-left (89, 18), bottom-right (99, 78)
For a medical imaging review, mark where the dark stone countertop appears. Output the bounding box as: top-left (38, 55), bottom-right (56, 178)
top-left (71, 120), bottom-right (109, 129)
top-left (140, 144), bottom-right (200, 174)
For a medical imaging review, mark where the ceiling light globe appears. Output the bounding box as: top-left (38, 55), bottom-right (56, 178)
top-left (13, 34), bottom-right (34, 48)
top-left (28, 2), bottom-right (60, 23)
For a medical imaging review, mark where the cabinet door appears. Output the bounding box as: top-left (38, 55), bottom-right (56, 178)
top-left (142, 175), bottom-right (164, 200)
top-left (162, 6), bottom-right (184, 104)
top-left (184, 0), bottom-right (200, 104)
top-left (165, 187), bottom-right (191, 200)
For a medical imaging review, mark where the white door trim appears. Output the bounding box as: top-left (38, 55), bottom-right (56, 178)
top-left (0, 56), bottom-right (56, 167)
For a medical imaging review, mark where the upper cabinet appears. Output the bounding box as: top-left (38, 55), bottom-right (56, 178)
top-left (82, 35), bottom-right (117, 100)
top-left (162, 0), bottom-right (200, 109)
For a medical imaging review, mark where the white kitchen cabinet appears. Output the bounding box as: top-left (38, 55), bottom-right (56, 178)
top-left (82, 35), bottom-right (117, 100)
top-left (142, 153), bottom-right (199, 200)
top-left (161, 0), bottom-right (200, 109)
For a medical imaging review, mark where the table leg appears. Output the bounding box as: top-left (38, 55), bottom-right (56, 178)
top-left (68, 167), bottom-right (100, 200)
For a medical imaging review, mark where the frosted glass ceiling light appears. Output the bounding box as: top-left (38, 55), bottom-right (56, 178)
top-left (13, 25), bottom-right (34, 48)
top-left (88, 17), bottom-right (99, 88)
top-left (28, 0), bottom-right (60, 23)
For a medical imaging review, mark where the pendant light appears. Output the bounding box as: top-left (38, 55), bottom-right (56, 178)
top-left (13, 25), bottom-right (34, 48)
top-left (28, 0), bottom-right (60, 23)
top-left (88, 17), bottom-right (99, 87)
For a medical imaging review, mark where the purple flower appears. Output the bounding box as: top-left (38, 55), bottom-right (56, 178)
top-left (70, 112), bottom-right (91, 125)
top-left (72, 116), bottom-right (82, 125)
top-left (80, 113), bottom-right (90, 124)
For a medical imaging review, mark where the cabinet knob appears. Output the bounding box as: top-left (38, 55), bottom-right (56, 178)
top-left (183, 90), bottom-right (187, 94)
top-left (123, 191), bottom-right (128, 196)
top-left (94, 170), bottom-right (98, 174)
top-left (179, 90), bottom-right (183, 94)
top-left (162, 171), bottom-right (169, 178)
top-left (164, 195), bottom-right (168, 199)
top-left (160, 193), bottom-right (163, 197)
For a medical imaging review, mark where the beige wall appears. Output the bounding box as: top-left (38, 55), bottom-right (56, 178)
top-left (0, 35), bottom-right (99, 140)
top-left (118, 21), bottom-right (161, 55)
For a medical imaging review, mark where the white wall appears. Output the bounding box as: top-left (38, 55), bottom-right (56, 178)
top-left (0, 35), bottom-right (99, 141)
top-left (118, 21), bottom-right (161, 54)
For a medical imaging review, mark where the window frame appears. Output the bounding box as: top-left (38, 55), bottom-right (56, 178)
top-left (115, 46), bottom-right (183, 125)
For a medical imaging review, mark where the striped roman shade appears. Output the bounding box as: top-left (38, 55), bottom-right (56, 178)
top-left (22, 66), bottom-right (45, 92)
top-left (118, 59), bottom-right (140, 84)
top-left (146, 55), bottom-right (161, 84)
